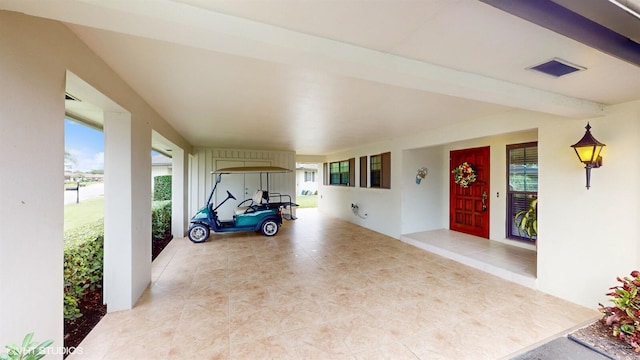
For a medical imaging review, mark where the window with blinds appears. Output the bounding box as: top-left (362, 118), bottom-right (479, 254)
top-left (507, 142), bottom-right (538, 241)
top-left (370, 152), bottom-right (391, 189)
top-left (370, 154), bottom-right (381, 187)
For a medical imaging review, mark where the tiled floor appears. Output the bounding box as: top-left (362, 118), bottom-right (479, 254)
top-left (70, 208), bottom-right (598, 359)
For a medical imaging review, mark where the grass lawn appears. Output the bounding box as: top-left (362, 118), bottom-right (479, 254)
top-left (64, 197), bottom-right (104, 232)
top-left (296, 195), bottom-right (317, 208)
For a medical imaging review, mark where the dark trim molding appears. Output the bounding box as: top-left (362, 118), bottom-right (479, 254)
top-left (480, 0), bottom-right (640, 68)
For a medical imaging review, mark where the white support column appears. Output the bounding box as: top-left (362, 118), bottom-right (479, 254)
top-left (171, 147), bottom-right (187, 238)
top-left (130, 119), bottom-right (152, 303)
top-left (103, 111), bottom-right (135, 311)
top-left (104, 111), bottom-right (152, 312)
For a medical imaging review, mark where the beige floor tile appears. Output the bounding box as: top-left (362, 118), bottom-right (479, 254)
top-left (334, 313), bottom-right (397, 354)
top-left (102, 326), bottom-right (174, 360)
top-left (229, 308), bottom-right (282, 344)
top-left (230, 333), bottom-right (298, 359)
top-left (353, 341), bottom-right (420, 360)
top-left (292, 324), bottom-right (354, 359)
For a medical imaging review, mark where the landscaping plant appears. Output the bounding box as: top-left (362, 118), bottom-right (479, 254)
top-left (0, 333), bottom-right (53, 360)
top-left (153, 175), bottom-right (172, 201)
top-left (514, 198), bottom-right (537, 240)
top-left (599, 270), bottom-right (640, 352)
top-left (151, 199), bottom-right (173, 260)
top-left (151, 200), bottom-right (172, 240)
top-left (63, 220), bottom-right (104, 320)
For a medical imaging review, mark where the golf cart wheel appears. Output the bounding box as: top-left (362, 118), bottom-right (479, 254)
top-left (188, 224), bottom-right (210, 243)
top-left (261, 220), bottom-right (279, 236)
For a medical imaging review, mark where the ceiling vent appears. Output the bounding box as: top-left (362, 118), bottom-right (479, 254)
top-left (65, 93), bottom-right (81, 101)
top-left (528, 58), bottom-right (586, 77)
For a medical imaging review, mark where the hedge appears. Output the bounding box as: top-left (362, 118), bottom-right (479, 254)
top-left (63, 220), bottom-right (104, 320)
top-left (152, 200), bottom-right (172, 240)
top-left (153, 175), bottom-right (172, 201)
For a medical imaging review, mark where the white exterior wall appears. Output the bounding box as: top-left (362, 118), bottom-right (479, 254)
top-left (319, 140), bottom-right (401, 238)
top-left (0, 11), bottom-right (191, 353)
top-left (401, 146), bottom-right (445, 234)
top-left (319, 103), bottom-right (640, 308)
top-left (537, 102), bottom-right (640, 308)
top-left (296, 170), bottom-right (318, 194)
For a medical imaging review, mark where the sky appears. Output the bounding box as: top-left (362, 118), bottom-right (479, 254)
top-left (65, 118), bottom-right (164, 172)
top-left (65, 118), bottom-right (104, 172)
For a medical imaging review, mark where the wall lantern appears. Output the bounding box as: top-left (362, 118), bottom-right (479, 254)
top-left (570, 123), bottom-right (605, 189)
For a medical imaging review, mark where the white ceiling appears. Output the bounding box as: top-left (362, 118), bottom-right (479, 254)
top-left (3, 0), bottom-right (640, 155)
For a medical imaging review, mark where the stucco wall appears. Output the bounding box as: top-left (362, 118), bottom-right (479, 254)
top-left (0, 11), bottom-right (191, 353)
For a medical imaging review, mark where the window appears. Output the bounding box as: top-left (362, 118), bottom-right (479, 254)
top-left (507, 142), bottom-right (538, 241)
top-left (370, 155), bottom-right (381, 187)
top-left (369, 152), bottom-right (391, 189)
top-left (304, 171), bottom-right (315, 182)
top-left (328, 158), bottom-right (354, 186)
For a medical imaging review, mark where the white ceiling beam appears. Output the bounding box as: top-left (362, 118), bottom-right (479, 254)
top-left (1, 0), bottom-right (606, 118)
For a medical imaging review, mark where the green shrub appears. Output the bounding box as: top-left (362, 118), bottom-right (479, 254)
top-left (153, 175), bottom-right (172, 201)
top-left (0, 332), bottom-right (53, 360)
top-left (514, 198), bottom-right (537, 240)
top-left (63, 220), bottom-right (104, 320)
top-left (600, 270), bottom-right (640, 352)
top-left (152, 200), bottom-right (172, 240)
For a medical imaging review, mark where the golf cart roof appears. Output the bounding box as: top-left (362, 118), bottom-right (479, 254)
top-left (212, 166), bottom-right (292, 174)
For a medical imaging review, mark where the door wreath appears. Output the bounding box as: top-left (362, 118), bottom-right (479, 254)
top-left (452, 162), bottom-right (477, 188)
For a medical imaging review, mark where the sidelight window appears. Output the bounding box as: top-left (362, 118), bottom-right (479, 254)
top-left (507, 142), bottom-right (538, 241)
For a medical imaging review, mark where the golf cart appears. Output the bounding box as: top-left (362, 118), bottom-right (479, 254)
top-left (187, 166), bottom-right (298, 243)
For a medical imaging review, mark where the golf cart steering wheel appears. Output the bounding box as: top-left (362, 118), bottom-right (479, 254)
top-left (227, 190), bottom-right (236, 200)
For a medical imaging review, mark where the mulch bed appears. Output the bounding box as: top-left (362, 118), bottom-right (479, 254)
top-left (569, 320), bottom-right (639, 360)
top-left (63, 290), bottom-right (106, 357)
top-left (152, 235), bottom-right (173, 261)
top-left (63, 235), bottom-right (173, 358)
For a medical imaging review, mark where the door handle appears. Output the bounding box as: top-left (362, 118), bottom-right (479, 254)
top-left (482, 191), bottom-right (487, 211)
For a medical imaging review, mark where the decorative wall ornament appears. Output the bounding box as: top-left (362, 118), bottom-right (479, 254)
top-left (452, 162), bottom-right (477, 188)
top-left (416, 167), bottom-right (428, 184)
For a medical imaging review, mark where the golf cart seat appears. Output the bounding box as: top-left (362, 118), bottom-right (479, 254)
top-left (235, 190), bottom-right (269, 215)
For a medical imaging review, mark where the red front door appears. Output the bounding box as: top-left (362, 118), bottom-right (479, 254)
top-left (450, 146), bottom-right (490, 238)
